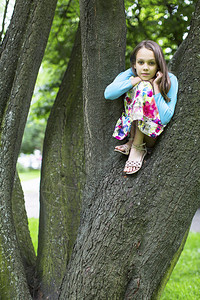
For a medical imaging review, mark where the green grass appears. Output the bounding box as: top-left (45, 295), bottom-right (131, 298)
top-left (161, 232), bottom-right (200, 300)
top-left (18, 169), bottom-right (40, 181)
top-left (28, 219), bottom-right (200, 298)
top-left (28, 218), bottom-right (39, 254)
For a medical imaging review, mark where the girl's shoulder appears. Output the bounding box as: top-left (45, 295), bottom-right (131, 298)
top-left (168, 72), bottom-right (178, 81)
top-left (167, 72), bottom-right (178, 94)
top-left (168, 72), bottom-right (178, 87)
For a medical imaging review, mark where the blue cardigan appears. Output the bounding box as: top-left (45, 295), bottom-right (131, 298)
top-left (104, 68), bottom-right (178, 125)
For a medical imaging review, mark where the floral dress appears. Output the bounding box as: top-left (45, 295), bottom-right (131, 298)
top-left (113, 81), bottom-right (165, 140)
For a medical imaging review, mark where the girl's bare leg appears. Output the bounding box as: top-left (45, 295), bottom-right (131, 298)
top-left (144, 135), bottom-right (157, 148)
top-left (124, 123), bottom-right (146, 173)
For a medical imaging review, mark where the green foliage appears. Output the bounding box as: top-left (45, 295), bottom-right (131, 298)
top-left (161, 232), bottom-right (200, 299)
top-left (125, 0), bottom-right (197, 66)
top-left (20, 118), bottom-right (46, 154)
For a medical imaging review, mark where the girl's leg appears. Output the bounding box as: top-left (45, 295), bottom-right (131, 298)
top-left (115, 122), bottom-right (135, 155)
top-left (124, 123), bottom-right (146, 173)
top-left (123, 81), bottom-right (159, 173)
top-left (144, 135), bottom-right (157, 148)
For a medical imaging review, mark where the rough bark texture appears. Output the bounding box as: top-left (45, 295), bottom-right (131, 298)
top-left (79, 0), bottom-right (126, 191)
top-left (0, 0), bottom-right (58, 298)
top-left (60, 0), bottom-right (200, 299)
top-left (36, 24), bottom-right (84, 299)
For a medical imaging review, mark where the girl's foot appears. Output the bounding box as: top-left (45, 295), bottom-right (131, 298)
top-left (124, 143), bottom-right (147, 174)
top-left (114, 138), bottom-right (133, 156)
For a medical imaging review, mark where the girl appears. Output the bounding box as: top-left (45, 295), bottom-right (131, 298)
top-left (104, 40), bottom-right (178, 174)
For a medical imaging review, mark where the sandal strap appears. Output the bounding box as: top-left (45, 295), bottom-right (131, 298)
top-left (131, 142), bottom-right (146, 151)
top-left (115, 144), bottom-right (130, 151)
top-left (125, 160), bottom-right (142, 168)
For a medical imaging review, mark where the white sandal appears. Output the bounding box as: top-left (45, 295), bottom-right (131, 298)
top-left (114, 138), bottom-right (133, 156)
top-left (124, 143), bottom-right (147, 174)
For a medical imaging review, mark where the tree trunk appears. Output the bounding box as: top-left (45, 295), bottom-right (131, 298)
top-left (0, 0), bottom-right (57, 298)
top-left (79, 0), bottom-right (126, 189)
top-left (36, 24), bottom-right (84, 299)
top-left (60, 0), bottom-right (200, 299)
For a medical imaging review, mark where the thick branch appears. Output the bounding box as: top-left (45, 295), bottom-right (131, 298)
top-left (0, 0), bottom-right (58, 297)
top-left (36, 24), bottom-right (84, 299)
top-left (0, 0), bottom-right (33, 124)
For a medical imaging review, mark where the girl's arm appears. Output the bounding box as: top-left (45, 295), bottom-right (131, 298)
top-left (104, 68), bottom-right (140, 100)
top-left (154, 73), bottom-right (178, 125)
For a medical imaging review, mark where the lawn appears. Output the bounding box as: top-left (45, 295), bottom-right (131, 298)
top-left (28, 219), bottom-right (200, 299)
top-left (18, 170), bottom-right (40, 181)
top-left (28, 218), bottom-right (39, 254)
top-left (161, 232), bottom-right (200, 299)
top-left (18, 169), bottom-right (40, 181)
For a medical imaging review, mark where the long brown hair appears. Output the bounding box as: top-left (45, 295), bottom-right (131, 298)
top-left (130, 40), bottom-right (171, 102)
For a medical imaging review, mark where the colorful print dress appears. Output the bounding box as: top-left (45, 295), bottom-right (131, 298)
top-left (113, 81), bottom-right (165, 140)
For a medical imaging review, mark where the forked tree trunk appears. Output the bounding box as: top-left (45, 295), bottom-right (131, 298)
top-left (0, 0), bottom-right (57, 298)
top-left (60, 0), bottom-right (200, 299)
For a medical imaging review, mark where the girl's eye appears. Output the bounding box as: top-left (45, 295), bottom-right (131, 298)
top-left (149, 62), bottom-right (156, 65)
top-left (138, 61), bottom-right (143, 65)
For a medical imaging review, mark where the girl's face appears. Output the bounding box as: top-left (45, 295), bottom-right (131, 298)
top-left (134, 47), bottom-right (158, 81)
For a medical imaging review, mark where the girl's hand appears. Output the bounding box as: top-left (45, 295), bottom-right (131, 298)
top-left (153, 71), bottom-right (163, 94)
top-left (130, 76), bottom-right (142, 87)
top-left (153, 71), bottom-right (163, 85)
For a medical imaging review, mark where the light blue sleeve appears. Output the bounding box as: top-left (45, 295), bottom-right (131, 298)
top-left (104, 68), bottom-right (135, 100)
top-left (154, 73), bottom-right (179, 125)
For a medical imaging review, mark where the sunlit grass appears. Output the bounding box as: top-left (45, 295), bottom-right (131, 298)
top-left (28, 218), bottom-right (39, 254)
top-left (18, 169), bottom-right (40, 181)
top-left (161, 232), bottom-right (200, 299)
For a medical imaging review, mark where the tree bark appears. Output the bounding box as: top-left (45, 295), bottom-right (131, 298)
top-left (60, 0), bottom-right (200, 299)
top-left (78, 0), bottom-right (126, 187)
top-left (36, 24), bottom-right (84, 299)
top-left (0, 0), bottom-right (58, 298)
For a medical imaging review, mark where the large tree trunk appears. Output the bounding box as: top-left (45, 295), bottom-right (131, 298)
top-left (0, 0), bottom-right (57, 298)
top-left (36, 24), bottom-right (84, 299)
top-left (60, 0), bottom-right (200, 299)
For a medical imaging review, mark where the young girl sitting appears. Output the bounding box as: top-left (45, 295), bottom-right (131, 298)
top-left (104, 40), bottom-right (178, 174)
